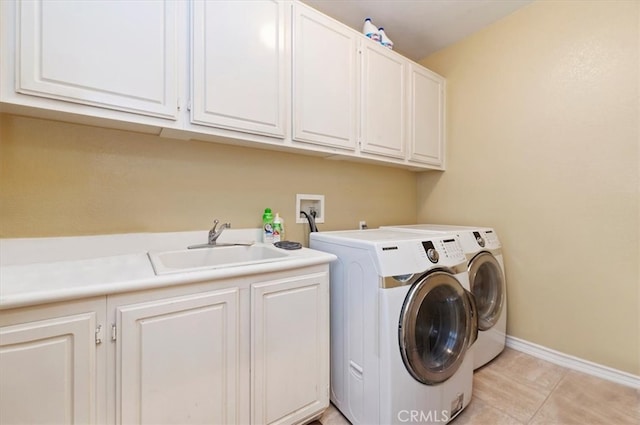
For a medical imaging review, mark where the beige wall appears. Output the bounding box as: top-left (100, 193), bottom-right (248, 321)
top-left (0, 113), bottom-right (417, 244)
top-left (419, 0), bottom-right (639, 374)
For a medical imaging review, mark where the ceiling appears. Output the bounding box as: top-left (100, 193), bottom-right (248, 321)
top-left (301, 0), bottom-right (534, 61)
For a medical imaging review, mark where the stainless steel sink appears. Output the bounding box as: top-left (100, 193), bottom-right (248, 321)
top-left (148, 245), bottom-right (291, 275)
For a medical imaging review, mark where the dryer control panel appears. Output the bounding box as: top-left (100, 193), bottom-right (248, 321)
top-left (471, 230), bottom-right (501, 250)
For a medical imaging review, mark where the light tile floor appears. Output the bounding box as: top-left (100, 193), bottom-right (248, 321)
top-left (318, 348), bottom-right (640, 425)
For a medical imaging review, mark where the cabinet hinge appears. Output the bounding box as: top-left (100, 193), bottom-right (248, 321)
top-left (95, 325), bottom-right (103, 345)
top-left (111, 324), bottom-right (117, 342)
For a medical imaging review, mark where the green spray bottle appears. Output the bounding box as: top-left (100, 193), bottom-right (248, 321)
top-left (262, 208), bottom-right (274, 243)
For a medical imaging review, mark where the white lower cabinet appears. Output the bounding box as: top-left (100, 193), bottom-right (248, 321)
top-left (0, 298), bottom-right (107, 425)
top-left (0, 265), bottom-right (330, 425)
top-left (112, 287), bottom-right (241, 425)
top-left (251, 272), bottom-right (329, 425)
top-left (111, 266), bottom-right (329, 425)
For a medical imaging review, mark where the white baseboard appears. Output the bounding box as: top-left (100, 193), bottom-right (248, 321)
top-left (505, 335), bottom-right (640, 389)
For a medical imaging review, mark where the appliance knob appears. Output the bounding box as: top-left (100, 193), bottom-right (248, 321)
top-left (476, 237), bottom-right (486, 247)
top-left (427, 248), bottom-right (439, 263)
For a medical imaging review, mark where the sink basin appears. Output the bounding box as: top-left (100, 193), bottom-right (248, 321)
top-left (148, 245), bottom-right (291, 275)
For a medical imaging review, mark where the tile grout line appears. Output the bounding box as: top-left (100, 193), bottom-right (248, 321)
top-left (473, 349), bottom-right (573, 424)
top-left (523, 367), bottom-right (570, 424)
top-left (472, 366), bottom-right (546, 425)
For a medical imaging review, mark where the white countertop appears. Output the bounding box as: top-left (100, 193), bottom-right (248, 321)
top-left (0, 229), bottom-right (336, 310)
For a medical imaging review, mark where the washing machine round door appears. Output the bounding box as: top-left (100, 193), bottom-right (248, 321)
top-left (399, 271), bottom-right (475, 385)
top-left (468, 252), bottom-right (504, 331)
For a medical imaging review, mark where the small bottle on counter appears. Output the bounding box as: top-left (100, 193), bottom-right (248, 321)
top-left (262, 208), bottom-right (274, 243)
top-left (273, 213), bottom-right (284, 243)
top-left (362, 18), bottom-right (380, 42)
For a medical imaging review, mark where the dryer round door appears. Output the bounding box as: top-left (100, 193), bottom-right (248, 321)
top-left (399, 271), bottom-right (474, 385)
top-left (468, 252), bottom-right (505, 331)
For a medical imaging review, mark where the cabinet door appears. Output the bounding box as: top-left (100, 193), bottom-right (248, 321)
top-left (251, 272), bottom-right (329, 425)
top-left (116, 288), bottom-right (240, 425)
top-left (16, 0), bottom-right (179, 119)
top-left (360, 42), bottom-right (407, 159)
top-left (0, 302), bottom-right (104, 425)
top-left (408, 65), bottom-right (446, 167)
top-left (292, 2), bottom-right (358, 150)
top-left (191, 0), bottom-right (287, 137)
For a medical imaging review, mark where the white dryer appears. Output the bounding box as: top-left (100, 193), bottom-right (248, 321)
top-left (310, 229), bottom-right (477, 425)
top-left (382, 224), bottom-right (507, 370)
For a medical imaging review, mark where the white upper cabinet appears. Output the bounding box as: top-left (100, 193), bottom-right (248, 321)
top-left (292, 2), bottom-right (358, 150)
top-left (1, 0), bottom-right (446, 170)
top-left (292, 3), bottom-right (444, 168)
top-left (360, 41), bottom-right (407, 159)
top-left (13, 0), bottom-right (179, 120)
top-left (191, 0), bottom-right (288, 138)
top-left (408, 65), bottom-right (445, 168)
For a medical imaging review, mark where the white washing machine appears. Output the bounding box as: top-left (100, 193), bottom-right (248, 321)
top-left (310, 229), bottom-right (477, 425)
top-left (382, 224), bottom-right (507, 370)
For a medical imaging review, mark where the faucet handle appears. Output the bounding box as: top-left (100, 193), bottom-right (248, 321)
top-left (211, 219), bottom-right (220, 232)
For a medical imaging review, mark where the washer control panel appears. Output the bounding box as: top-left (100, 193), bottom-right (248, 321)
top-left (310, 229), bottom-right (470, 277)
top-left (437, 238), bottom-right (466, 262)
top-left (422, 241), bottom-right (440, 263)
top-left (421, 238), bottom-right (465, 264)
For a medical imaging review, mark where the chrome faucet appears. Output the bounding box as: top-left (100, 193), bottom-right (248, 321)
top-left (188, 219), bottom-right (231, 249)
top-left (208, 219), bottom-right (231, 244)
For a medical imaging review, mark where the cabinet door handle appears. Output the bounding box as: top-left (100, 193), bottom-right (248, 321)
top-left (95, 325), bottom-right (103, 345)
